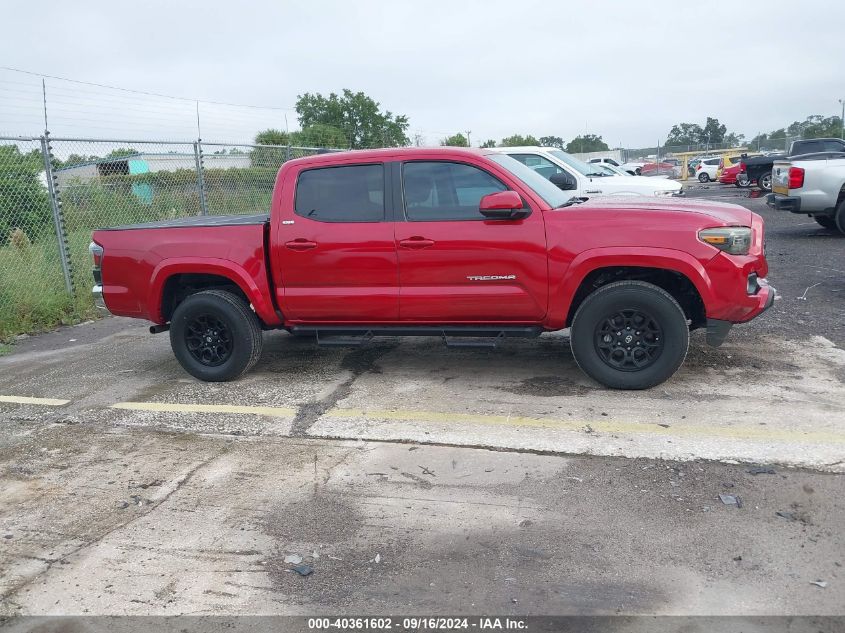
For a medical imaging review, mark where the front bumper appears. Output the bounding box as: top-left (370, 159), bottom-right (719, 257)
top-left (92, 285), bottom-right (109, 313)
top-left (706, 282), bottom-right (776, 347)
top-left (766, 193), bottom-right (801, 213)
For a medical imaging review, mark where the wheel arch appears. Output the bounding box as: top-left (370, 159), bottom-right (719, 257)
top-left (551, 249), bottom-right (714, 330)
top-left (149, 258), bottom-right (281, 326)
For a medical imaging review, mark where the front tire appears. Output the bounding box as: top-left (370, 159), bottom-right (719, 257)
top-left (570, 281), bottom-right (689, 390)
top-left (698, 172), bottom-right (710, 183)
top-left (169, 289), bottom-right (263, 381)
top-left (835, 199), bottom-right (845, 235)
top-left (758, 171), bottom-right (772, 192)
top-left (736, 175), bottom-right (750, 187)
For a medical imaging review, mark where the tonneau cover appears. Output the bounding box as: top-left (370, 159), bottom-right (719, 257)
top-left (98, 213), bottom-right (269, 231)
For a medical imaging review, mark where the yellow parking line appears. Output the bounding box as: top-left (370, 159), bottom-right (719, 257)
top-left (111, 402), bottom-right (297, 418)
top-left (0, 395), bottom-right (70, 406)
top-left (324, 408), bottom-right (845, 445)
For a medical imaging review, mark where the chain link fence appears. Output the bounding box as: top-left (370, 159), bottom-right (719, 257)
top-left (0, 134), bottom-right (332, 340)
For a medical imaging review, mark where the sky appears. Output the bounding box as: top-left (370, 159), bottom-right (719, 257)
top-left (1, 0), bottom-right (844, 147)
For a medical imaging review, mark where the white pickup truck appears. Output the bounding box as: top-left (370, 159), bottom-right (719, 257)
top-left (490, 147), bottom-right (682, 198)
top-left (767, 152), bottom-right (845, 233)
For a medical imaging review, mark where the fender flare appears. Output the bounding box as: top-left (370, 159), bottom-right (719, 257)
top-left (547, 247), bottom-right (716, 329)
top-left (148, 257), bottom-right (281, 326)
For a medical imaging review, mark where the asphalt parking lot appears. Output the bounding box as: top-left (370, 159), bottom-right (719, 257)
top-left (1, 186), bottom-right (843, 616)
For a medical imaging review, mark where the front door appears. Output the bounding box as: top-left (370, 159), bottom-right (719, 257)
top-left (273, 161), bottom-right (399, 322)
top-left (395, 160), bottom-right (548, 322)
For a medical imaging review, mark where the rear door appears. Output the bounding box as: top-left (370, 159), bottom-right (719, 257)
top-left (272, 161), bottom-right (399, 322)
top-left (394, 159), bottom-right (548, 322)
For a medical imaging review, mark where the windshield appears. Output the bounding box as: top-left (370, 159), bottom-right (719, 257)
top-left (488, 154), bottom-right (571, 208)
top-left (548, 149), bottom-right (600, 176)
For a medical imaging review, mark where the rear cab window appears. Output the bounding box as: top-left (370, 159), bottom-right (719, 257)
top-left (295, 164), bottom-right (385, 222)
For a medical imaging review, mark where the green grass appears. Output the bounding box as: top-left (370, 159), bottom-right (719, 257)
top-left (0, 235), bottom-right (96, 342)
top-left (0, 176), bottom-right (273, 341)
top-left (0, 343), bottom-right (12, 356)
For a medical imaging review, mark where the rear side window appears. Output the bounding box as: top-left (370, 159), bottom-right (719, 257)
top-left (295, 164), bottom-right (384, 222)
top-left (402, 161), bottom-right (508, 221)
top-left (705, 159), bottom-right (719, 165)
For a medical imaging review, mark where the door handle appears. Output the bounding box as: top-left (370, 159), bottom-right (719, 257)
top-left (285, 239), bottom-right (317, 251)
top-left (399, 237), bottom-right (435, 249)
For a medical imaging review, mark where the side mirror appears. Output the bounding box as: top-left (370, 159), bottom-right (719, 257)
top-left (549, 171), bottom-right (578, 190)
top-left (478, 191), bottom-right (530, 220)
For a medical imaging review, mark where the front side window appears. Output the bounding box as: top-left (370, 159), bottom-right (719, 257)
top-left (295, 164), bottom-right (384, 222)
top-left (402, 161), bottom-right (508, 221)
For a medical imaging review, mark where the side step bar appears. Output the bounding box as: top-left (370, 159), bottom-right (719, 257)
top-left (291, 325), bottom-right (544, 349)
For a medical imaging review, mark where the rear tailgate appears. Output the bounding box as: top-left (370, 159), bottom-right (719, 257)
top-left (772, 159), bottom-right (791, 195)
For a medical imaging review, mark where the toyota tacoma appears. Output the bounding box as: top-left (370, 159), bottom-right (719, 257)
top-left (90, 148), bottom-right (775, 389)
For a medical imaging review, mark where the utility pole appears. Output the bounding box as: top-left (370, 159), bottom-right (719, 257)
top-left (465, 130), bottom-right (472, 147)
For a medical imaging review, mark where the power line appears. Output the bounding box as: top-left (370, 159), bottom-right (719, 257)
top-left (0, 65), bottom-right (297, 112)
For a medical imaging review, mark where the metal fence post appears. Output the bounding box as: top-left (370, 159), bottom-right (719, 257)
top-left (193, 140), bottom-right (208, 216)
top-left (40, 133), bottom-right (74, 294)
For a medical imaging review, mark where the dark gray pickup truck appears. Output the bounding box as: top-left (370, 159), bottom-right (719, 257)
top-left (742, 138), bottom-right (845, 192)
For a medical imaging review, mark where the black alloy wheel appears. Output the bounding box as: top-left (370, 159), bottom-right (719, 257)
top-left (595, 309), bottom-right (663, 371)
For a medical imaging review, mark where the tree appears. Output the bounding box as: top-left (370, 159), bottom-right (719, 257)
top-left (252, 129), bottom-right (291, 167)
top-left (0, 145), bottom-right (51, 243)
top-left (724, 132), bottom-right (746, 147)
top-left (565, 134), bottom-right (609, 153)
top-left (539, 135), bottom-right (565, 149)
top-left (479, 139), bottom-right (497, 148)
top-left (499, 134), bottom-right (540, 147)
top-left (292, 124), bottom-right (348, 148)
top-left (785, 114), bottom-right (843, 139)
top-left (665, 123), bottom-right (704, 146)
top-left (255, 129), bottom-right (289, 146)
top-left (440, 133), bottom-right (468, 147)
top-left (295, 89), bottom-right (409, 148)
top-left (701, 117), bottom-right (726, 144)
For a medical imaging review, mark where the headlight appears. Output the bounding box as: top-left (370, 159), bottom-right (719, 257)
top-left (698, 227), bottom-right (752, 255)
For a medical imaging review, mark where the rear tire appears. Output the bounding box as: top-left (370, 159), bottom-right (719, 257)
top-left (170, 289), bottom-right (263, 382)
top-left (736, 175), bottom-right (750, 187)
top-left (570, 281), bottom-right (689, 390)
top-left (698, 172), bottom-right (709, 183)
top-left (758, 171), bottom-right (772, 192)
top-left (814, 215), bottom-right (836, 230)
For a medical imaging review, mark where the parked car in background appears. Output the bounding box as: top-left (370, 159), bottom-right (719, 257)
top-left (591, 162), bottom-right (634, 177)
top-left (767, 151), bottom-right (845, 232)
top-left (621, 161), bottom-right (645, 175)
top-left (695, 157), bottom-right (720, 182)
top-left (641, 158), bottom-right (681, 178)
top-left (588, 157), bottom-right (623, 168)
top-left (743, 138), bottom-right (845, 192)
top-left (491, 147), bottom-right (682, 197)
top-left (719, 161), bottom-right (750, 187)
top-left (90, 146), bottom-right (774, 390)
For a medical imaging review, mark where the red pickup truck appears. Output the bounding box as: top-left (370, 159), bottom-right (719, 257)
top-left (90, 147), bottom-right (775, 389)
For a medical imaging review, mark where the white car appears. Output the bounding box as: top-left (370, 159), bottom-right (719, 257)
top-left (490, 147), bottom-right (682, 197)
top-left (695, 157), bottom-right (720, 182)
top-left (621, 161), bottom-right (645, 175)
top-left (588, 156), bottom-right (641, 176)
